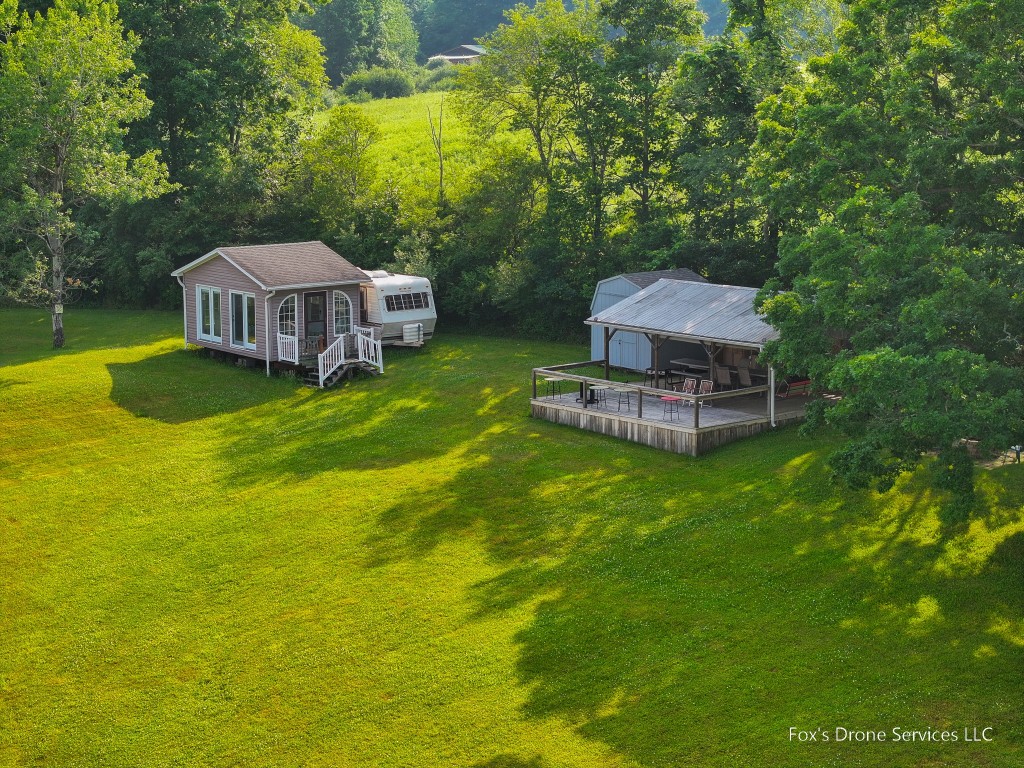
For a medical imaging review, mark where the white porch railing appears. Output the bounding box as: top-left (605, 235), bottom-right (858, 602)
top-left (278, 333), bottom-right (298, 364)
top-left (317, 334), bottom-right (348, 387)
top-left (354, 325), bottom-right (384, 373)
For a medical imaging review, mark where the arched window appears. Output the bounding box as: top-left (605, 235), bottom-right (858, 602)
top-left (333, 290), bottom-right (352, 335)
top-left (278, 294), bottom-right (297, 336)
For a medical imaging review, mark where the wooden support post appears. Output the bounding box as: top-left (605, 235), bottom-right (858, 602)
top-left (637, 386), bottom-right (643, 419)
top-left (532, 370), bottom-right (537, 399)
top-left (694, 397), bottom-right (700, 428)
top-left (603, 326), bottom-right (610, 380)
top-left (653, 335), bottom-right (661, 389)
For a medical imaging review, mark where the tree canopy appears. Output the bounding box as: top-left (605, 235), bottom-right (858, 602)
top-left (0, 0), bottom-right (171, 346)
top-left (755, 0), bottom-right (1024, 499)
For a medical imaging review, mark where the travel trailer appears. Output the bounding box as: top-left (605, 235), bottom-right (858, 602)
top-left (359, 271), bottom-right (437, 347)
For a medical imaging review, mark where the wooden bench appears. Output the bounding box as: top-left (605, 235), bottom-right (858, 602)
top-left (778, 379), bottom-right (811, 398)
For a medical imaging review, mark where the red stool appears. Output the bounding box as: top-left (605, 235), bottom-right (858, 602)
top-left (660, 395), bottom-right (682, 421)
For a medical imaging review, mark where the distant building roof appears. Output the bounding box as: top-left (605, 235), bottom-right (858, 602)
top-left (171, 241), bottom-right (367, 290)
top-left (618, 268), bottom-right (707, 289)
top-left (586, 279), bottom-right (779, 349)
top-left (427, 44), bottom-right (486, 63)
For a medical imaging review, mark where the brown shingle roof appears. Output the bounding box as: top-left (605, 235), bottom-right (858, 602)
top-left (620, 268), bottom-right (707, 289)
top-left (212, 241), bottom-right (366, 289)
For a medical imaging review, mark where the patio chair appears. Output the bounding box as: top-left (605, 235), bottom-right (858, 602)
top-left (673, 377), bottom-right (697, 405)
top-left (714, 365), bottom-right (734, 391)
top-left (737, 365), bottom-right (752, 388)
top-left (698, 378), bottom-right (714, 407)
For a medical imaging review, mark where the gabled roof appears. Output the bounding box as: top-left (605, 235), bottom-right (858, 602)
top-left (586, 279), bottom-right (779, 349)
top-left (430, 44), bottom-right (486, 58)
top-left (171, 241), bottom-right (367, 290)
top-left (619, 268), bottom-right (706, 289)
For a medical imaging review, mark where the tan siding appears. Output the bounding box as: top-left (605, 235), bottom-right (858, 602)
top-left (182, 255), bottom-right (267, 360)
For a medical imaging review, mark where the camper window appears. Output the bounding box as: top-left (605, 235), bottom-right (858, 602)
top-left (384, 292), bottom-right (430, 312)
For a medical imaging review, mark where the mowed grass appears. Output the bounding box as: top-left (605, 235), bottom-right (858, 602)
top-left (1, 308), bottom-right (1023, 767)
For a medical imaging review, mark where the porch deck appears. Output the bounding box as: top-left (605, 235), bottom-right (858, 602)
top-left (530, 364), bottom-right (809, 456)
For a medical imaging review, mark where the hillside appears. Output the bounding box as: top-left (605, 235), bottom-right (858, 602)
top-left (357, 91), bottom-right (493, 213)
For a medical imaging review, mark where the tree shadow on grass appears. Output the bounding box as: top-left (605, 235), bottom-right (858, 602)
top-left (208, 338), bottom-right (541, 488)
top-left (356, 424), bottom-right (1024, 766)
top-left (472, 757), bottom-right (546, 768)
top-left (1, 308), bottom-right (180, 367)
top-left (107, 350), bottom-right (298, 423)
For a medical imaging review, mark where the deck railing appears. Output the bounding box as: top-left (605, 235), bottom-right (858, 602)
top-left (318, 335), bottom-right (348, 387)
top-left (278, 333), bottom-right (298, 364)
top-left (531, 362), bottom-right (771, 429)
top-left (354, 325), bottom-right (384, 373)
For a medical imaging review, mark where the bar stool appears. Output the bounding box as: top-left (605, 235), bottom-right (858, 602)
top-left (544, 376), bottom-right (565, 399)
top-left (589, 384), bottom-right (610, 407)
top-left (613, 386), bottom-right (632, 411)
top-left (660, 394), bottom-right (682, 421)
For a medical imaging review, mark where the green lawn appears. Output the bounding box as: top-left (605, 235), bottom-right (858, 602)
top-left (1, 308), bottom-right (1022, 767)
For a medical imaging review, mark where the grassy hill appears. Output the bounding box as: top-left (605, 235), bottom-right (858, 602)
top-left (356, 92), bottom-right (487, 215)
top-left (1, 308), bottom-right (1023, 766)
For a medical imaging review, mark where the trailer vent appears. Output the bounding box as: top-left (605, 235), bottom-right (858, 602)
top-left (403, 323), bottom-right (424, 344)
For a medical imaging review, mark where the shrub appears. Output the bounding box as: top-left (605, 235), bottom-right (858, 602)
top-left (416, 63), bottom-right (460, 93)
top-left (342, 67), bottom-right (414, 99)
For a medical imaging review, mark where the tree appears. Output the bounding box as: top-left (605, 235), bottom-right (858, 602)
top-left (291, 105), bottom-right (382, 235)
top-left (418, 0), bottom-right (513, 59)
top-left (456, 0), bottom-right (585, 180)
top-left (0, 0), bottom-right (171, 348)
top-left (602, 0), bottom-right (703, 224)
top-left (301, 0), bottom-right (417, 83)
top-left (753, 0), bottom-right (1024, 499)
top-left (92, 0), bottom-right (326, 306)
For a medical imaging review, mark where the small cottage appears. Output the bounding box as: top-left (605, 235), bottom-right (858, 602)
top-left (170, 241), bottom-right (384, 387)
top-left (590, 268), bottom-right (707, 370)
top-left (427, 44), bottom-right (486, 65)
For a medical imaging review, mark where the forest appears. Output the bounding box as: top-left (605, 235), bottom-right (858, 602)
top-left (1, 0), bottom-right (1023, 494)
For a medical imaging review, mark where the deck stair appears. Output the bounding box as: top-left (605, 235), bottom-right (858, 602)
top-left (301, 360), bottom-right (380, 388)
top-left (299, 326), bottom-right (383, 388)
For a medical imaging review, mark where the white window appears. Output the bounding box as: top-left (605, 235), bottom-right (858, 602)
top-left (333, 290), bottom-right (352, 335)
top-left (278, 294), bottom-right (297, 336)
top-left (230, 291), bottom-right (257, 350)
top-left (197, 285), bottom-right (221, 342)
top-left (383, 292), bottom-right (430, 312)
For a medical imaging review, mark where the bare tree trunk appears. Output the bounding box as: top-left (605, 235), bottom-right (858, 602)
top-left (48, 232), bottom-right (65, 349)
top-left (429, 98), bottom-right (445, 210)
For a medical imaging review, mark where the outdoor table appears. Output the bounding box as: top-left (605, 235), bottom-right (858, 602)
top-left (576, 381), bottom-right (598, 404)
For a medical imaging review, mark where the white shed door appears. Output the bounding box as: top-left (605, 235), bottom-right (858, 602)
top-left (614, 331), bottom-right (640, 371)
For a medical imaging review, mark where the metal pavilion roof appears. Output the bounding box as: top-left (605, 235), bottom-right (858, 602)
top-left (585, 279), bottom-right (779, 349)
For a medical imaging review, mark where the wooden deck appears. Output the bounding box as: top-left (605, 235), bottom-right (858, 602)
top-left (530, 365), bottom-right (808, 456)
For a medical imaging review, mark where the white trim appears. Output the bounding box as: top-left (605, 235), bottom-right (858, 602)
top-left (272, 280), bottom-right (363, 290)
top-left (333, 290), bottom-right (353, 336)
top-left (172, 248), bottom-right (268, 290)
top-left (176, 276), bottom-right (187, 349)
top-left (277, 293), bottom-right (298, 338)
top-left (228, 290), bottom-right (257, 351)
top-left (264, 290), bottom-right (276, 375)
top-left (196, 284), bottom-right (222, 343)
